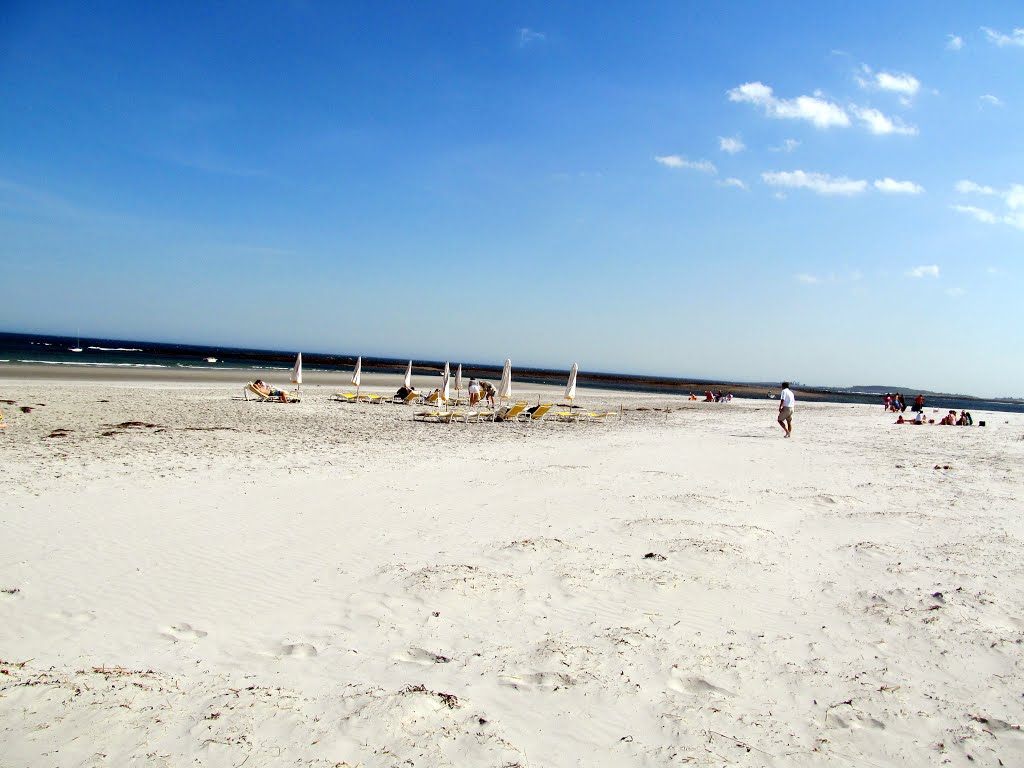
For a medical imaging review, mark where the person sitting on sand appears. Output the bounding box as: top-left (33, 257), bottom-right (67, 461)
top-left (964, 411), bottom-right (974, 426)
top-left (253, 379), bottom-right (290, 403)
top-left (938, 410), bottom-right (957, 426)
top-left (914, 411), bottom-right (925, 424)
top-left (468, 378), bottom-right (482, 405)
top-left (956, 410), bottom-right (972, 426)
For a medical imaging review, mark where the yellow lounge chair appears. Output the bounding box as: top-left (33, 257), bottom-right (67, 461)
top-left (495, 401), bottom-right (529, 421)
top-left (331, 392), bottom-right (360, 403)
top-left (586, 411), bottom-right (616, 421)
top-left (413, 410), bottom-right (457, 423)
top-left (520, 403), bottom-right (554, 421)
top-left (555, 409), bottom-right (585, 422)
top-left (464, 409), bottom-right (494, 423)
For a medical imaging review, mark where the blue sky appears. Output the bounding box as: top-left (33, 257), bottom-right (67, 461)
top-left (1, 2), bottom-right (1022, 396)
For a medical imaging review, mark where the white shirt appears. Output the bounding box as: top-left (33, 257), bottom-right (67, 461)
top-left (780, 388), bottom-right (795, 408)
top-left (468, 381), bottom-right (481, 394)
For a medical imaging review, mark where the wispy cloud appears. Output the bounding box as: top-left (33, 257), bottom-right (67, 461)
top-left (1005, 184), bottom-right (1024, 210)
top-left (655, 155), bottom-right (717, 174)
top-left (981, 26), bottom-right (1024, 47)
top-left (0, 178), bottom-right (88, 220)
top-left (951, 204), bottom-right (998, 224)
top-left (718, 136), bottom-right (745, 154)
top-left (945, 287), bottom-right (966, 297)
top-left (955, 180), bottom-right (996, 195)
top-left (849, 106), bottom-right (918, 136)
top-left (947, 34), bottom-right (964, 51)
top-left (718, 177), bottom-right (748, 190)
top-left (953, 183), bottom-right (1024, 228)
top-left (855, 65), bottom-right (922, 106)
top-left (907, 264), bottom-right (940, 278)
top-left (518, 27), bottom-right (545, 46)
top-left (771, 138), bottom-right (800, 153)
top-left (874, 178), bottom-right (924, 194)
top-left (795, 273), bottom-right (820, 284)
top-left (980, 94), bottom-right (1004, 108)
top-left (727, 82), bottom-right (850, 128)
top-left (762, 170), bottom-right (867, 196)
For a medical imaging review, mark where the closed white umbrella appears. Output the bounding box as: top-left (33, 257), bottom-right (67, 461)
top-left (497, 358), bottom-right (512, 402)
top-left (441, 362), bottom-right (451, 408)
top-left (290, 353), bottom-right (303, 393)
top-left (454, 364), bottom-right (463, 394)
top-left (352, 356), bottom-right (362, 398)
top-left (403, 360), bottom-right (413, 390)
top-left (565, 362), bottom-right (578, 406)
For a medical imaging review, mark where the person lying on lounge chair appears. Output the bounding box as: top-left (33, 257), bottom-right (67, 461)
top-left (253, 379), bottom-right (291, 403)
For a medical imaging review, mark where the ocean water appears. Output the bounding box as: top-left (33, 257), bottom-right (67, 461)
top-left (1, 331), bottom-right (1022, 414)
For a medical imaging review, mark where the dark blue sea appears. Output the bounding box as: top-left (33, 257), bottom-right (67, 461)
top-left (2, 331), bottom-right (1022, 414)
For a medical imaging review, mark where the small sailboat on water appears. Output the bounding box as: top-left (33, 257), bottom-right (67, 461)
top-left (70, 329), bottom-right (82, 353)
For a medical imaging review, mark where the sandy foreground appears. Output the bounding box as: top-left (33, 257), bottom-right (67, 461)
top-left (1, 374), bottom-right (1023, 768)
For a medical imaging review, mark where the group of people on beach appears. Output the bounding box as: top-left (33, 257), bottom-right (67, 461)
top-left (897, 409), bottom-right (973, 426)
top-left (394, 377), bottom-right (496, 406)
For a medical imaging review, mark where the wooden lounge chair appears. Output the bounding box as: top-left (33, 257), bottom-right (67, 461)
top-left (519, 403), bottom-right (554, 421)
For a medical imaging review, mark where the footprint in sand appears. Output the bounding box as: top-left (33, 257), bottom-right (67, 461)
top-left (162, 623), bottom-right (208, 642)
top-left (668, 673), bottom-right (735, 697)
top-left (393, 647), bottom-right (452, 665)
top-left (52, 609), bottom-right (96, 623)
top-left (279, 642), bottom-right (318, 658)
top-left (499, 672), bottom-right (574, 690)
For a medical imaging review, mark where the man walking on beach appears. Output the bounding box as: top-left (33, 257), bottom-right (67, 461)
top-left (778, 382), bottom-right (795, 438)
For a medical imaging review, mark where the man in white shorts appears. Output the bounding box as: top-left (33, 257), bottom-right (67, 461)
top-left (778, 381), bottom-right (795, 438)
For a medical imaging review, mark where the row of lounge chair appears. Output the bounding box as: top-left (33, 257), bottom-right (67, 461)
top-left (244, 383), bottom-right (616, 423)
top-left (413, 401), bottom-right (616, 424)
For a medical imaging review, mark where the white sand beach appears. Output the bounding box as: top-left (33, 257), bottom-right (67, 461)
top-left (2, 374), bottom-right (1023, 767)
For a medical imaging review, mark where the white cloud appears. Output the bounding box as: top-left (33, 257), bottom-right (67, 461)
top-left (718, 177), bottom-right (748, 190)
top-left (727, 82), bottom-right (850, 128)
top-left (654, 155), bottom-right (717, 174)
top-left (980, 94), bottom-right (1004, 108)
top-left (795, 273), bottom-right (820, 284)
top-left (907, 265), bottom-right (940, 278)
top-left (1005, 212), bottom-right (1024, 229)
top-left (850, 106), bottom-right (918, 136)
top-left (770, 138), bottom-right (802, 153)
top-left (947, 34), bottom-right (964, 51)
top-left (874, 178), bottom-right (924, 194)
top-left (875, 71), bottom-right (921, 97)
top-left (955, 180), bottom-right (996, 195)
top-left (718, 136), bottom-right (745, 154)
top-left (951, 204), bottom-right (998, 224)
top-left (1004, 184), bottom-right (1024, 210)
top-left (761, 170), bottom-right (867, 196)
top-left (518, 28), bottom-right (545, 46)
top-left (856, 66), bottom-right (922, 105)
top-left (945, 287), bottom-right (966, 297)
top-left (982, 26), bottom-right (1024, 47)
top-left (773, 191), bottom-right (787, 200)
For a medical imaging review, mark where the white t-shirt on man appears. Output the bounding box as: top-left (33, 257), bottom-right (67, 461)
top-left (780, 388), bottom-right (795, 408)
